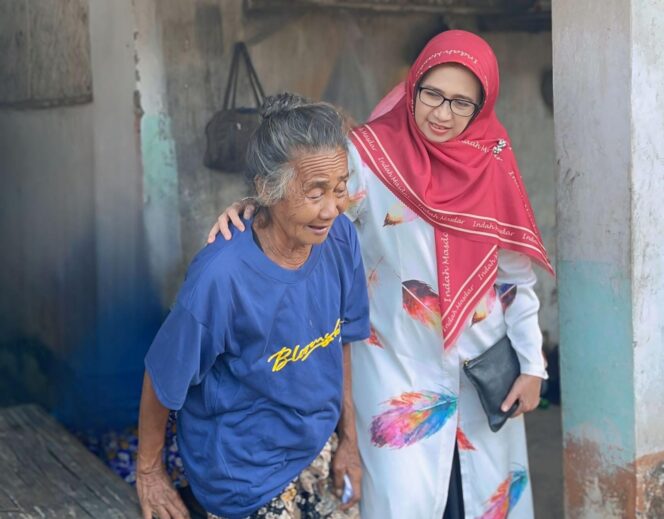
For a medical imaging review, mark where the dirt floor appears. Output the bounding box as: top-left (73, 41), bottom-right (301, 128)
top-left (526, 405), bottom-right (564, 519)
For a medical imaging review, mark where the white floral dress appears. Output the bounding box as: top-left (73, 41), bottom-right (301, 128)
top-left (345, 143), bottom-right (547, 519)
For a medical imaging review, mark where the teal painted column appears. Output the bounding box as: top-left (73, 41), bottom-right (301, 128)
top-left (140, 111), bottom-right (182, 302)
top-left (553, 1), bottom-right (664, 517)
top-left (134, 0), bottom-right (183, 307)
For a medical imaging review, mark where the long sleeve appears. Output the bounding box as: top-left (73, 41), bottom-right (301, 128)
top-left (496, 249), bottom-right (548, 379)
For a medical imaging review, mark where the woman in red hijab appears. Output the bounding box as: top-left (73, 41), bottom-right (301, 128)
top-left (211, 30), bottom-right (551, 519)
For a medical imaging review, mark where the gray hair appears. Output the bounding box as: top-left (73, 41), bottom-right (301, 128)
top-left (245, 93), bottom-right (348, 206)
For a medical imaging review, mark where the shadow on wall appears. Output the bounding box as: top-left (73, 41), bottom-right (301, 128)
top-left (0, 295), bottom-right (164, 434)
top-left (53, 292), bottom-right (165, 433)
top-left (0, 228), bottom-right (166, 433)
top-left (0, 336), bottom-right (65, 410)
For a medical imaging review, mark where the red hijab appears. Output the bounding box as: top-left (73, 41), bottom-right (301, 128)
top-left (350, 30), bottom-right (553, 348)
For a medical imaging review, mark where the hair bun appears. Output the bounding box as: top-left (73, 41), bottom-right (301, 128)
top-left (259, 93), bottom-right (310, 119)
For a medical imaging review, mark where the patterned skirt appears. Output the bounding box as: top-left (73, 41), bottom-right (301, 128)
top-left (208, 433), bottom-right (359, 519)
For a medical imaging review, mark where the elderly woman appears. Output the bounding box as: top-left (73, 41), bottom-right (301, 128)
top-left (136, 93), bottom-right (369, 519)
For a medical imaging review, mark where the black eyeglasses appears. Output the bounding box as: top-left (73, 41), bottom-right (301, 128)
top-left (417, 87), bottom-right (479, 117)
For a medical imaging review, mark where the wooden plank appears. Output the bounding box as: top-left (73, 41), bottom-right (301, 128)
top-left (0, 0), bottom-right (92, 108)
top-left (244, 0), bottom-right (544, 14)
top-left (27, 0), bottom-right (93, 106)
top-left (245, 0), bottom-right (552, 16)
top-left (0, 405), bottom-right (141, 518)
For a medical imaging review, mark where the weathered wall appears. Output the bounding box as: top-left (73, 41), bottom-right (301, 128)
top-left (0, 0), bottom-right (97, 409)
top-left (554, 0), bottom-right (664, 516)
top-left (631, 2), bottom-right (664, 517)
top-left (554, 1), bottom-right (636, 516)
top-left (0, 0), bottom-right (92, 108)
top-left (75, 0), bottom-right (163, 430)
top-left (0, 105), bottom-right (97, 408)
top-left (0, 0), bottom-right (163, 429)
top-left (143, 1), bottom-right (557, 341)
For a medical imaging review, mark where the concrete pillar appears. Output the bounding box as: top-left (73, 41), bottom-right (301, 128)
top-left (553, 1), bottom-right (664, 518)
top-left (56, 0), bottom-right (163, 430)
top-left (133, 0), bottom-right (183, 305)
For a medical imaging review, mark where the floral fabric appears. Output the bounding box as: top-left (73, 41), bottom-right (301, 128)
top-left (75, 411), bottom-right (187, 487)
top-left (208, 434), bottom-right (359, 519)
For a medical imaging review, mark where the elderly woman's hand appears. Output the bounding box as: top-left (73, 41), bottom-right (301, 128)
top-left (501, 373), bottom-right (542, 418)
top-left (136, 464), bottom-right (190, 519)
top-left (207, 199), bottom-right (257, 243)
top-left (331, 435), bottom-right (362, 510)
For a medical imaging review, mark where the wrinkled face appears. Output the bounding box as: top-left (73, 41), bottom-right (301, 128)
top-left (269, 148), bottom-right (349, 248)
top-left (414, 63), bottom-right (482, 143)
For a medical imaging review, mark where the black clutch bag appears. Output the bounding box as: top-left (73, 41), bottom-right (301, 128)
top-left (463, 335), bottom-right (520, 432)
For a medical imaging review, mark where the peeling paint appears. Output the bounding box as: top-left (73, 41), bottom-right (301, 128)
top-left (555, 2), bottom-right (664, 518)
top-left (635, 451), bottom-right (664, 518)
top-left (564, 436), bottom-right (636, 519)
top-left (140, 112), bottom-right (182, 306)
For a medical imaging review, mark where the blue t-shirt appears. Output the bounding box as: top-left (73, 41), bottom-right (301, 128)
top-left (145, 215), bottom-right (370, 518)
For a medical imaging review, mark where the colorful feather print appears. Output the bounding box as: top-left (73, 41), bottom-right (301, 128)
top-left (371, 390), bottom-right (457, 448)
top-left (508, 470), bottom-right (528, 512)
top-left (496, 284), bottom-right (517, 312)
top-left (402, 280), bottom-right (441, 330)
top-left (383, 201), bottom-right (418, 226)
top-left (367, 326), bottom-right (383, 348)
top-left (478, 469), bottom-right (528, 519)
top-left (471, 289), bottom-right (497, 325)
top-left (456, 427), bottom-right (476, 451)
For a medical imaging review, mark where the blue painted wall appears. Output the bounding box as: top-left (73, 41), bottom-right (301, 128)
top-left (559, 260), bottom-right (635, 466)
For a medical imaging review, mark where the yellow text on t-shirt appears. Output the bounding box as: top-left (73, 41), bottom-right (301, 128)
top-left (267, 318), bottom-right (342, 372)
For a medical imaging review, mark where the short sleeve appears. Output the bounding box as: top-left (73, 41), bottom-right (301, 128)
top-left (345, 142), bottom-right (368, 223)
top-left (340, 223), bottom-right (370, 344)
top-left (145, 302), bottom-right (225, 410)
top-left (497, 249), bottom-right (548, 379)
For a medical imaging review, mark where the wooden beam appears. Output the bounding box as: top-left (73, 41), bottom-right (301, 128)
top-left (244, 0), bottom-right (550, 16)
top-left (0, 405), bottom-right (141, 518)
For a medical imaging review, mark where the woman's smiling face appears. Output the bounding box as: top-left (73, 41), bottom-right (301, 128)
top-left (414, 63), bottom-right (482, 144)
